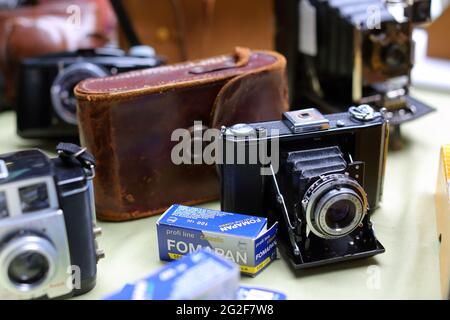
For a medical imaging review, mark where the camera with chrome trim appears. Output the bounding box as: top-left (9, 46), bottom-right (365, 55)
top-left (219, 105), bottom-right (388, 268)
top-left (16, 46), bottom-right (164, 139)
top-left (276, 0), bottom-right (433, 127)
top-left (0, 143), bottom-right (103, 299)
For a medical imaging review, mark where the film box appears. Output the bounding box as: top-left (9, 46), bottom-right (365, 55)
top-left (157, 205), bottom-right (278, 276)
top-left (105, 249), bottom-right (240, 300)
top-left (436, 144), bottom-right (450, 299)
top-left (104, 249), bottom-right (286, 300)
top-left (237, 286), bottom-right (286, 300)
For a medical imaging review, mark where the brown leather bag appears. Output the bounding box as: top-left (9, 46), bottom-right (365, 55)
top-left (0, 0), bottom-right (116, 105)
top-left (75, 48), bottom-right (288, 221)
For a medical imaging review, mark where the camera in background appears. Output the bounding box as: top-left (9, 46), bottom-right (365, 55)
top-left (219, 105), bottom-right (388, 268)
top-left (276, 0), bottom-right (434, 127)
top-left (0, 143), bottom-right (103, 299)
top-left (16, 46), bottom-right (164, 139)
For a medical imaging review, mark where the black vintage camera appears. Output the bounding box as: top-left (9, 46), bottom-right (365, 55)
top-left (16, 47), bottom-right (164, 139)
top-left (0, 143), bottom-right (103, 299)
top-left (219, 105), bottom-right (388, 268)
top-left (275, 0), bottom-right (433, 126)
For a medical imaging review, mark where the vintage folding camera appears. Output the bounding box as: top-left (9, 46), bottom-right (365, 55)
top-left (16, 47), bottom-right (164, 139)
top-left (0, 143), bottom-right (104, 299)
top-left (219, 105), bottom-right (388, 268)
top-left (275, 0), bottom-right (433, 126)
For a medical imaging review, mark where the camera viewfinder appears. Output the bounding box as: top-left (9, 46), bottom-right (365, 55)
top-left (283, 108), bottom-right (330, 134)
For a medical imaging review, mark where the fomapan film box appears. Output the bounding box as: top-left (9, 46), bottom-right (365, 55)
top-left (105, 249), bottom-right (240, 300)
top-left (157, 205), bottom-right (278, 276)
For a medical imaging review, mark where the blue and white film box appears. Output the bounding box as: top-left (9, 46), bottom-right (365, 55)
top-left (105, 249), bottom-right (240, 300)
top-left (237, 286), bottom-right (287, 300)
top-left (157, 205), bottom-right (278, 276)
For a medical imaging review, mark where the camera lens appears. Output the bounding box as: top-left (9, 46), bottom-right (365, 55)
top-left (383, 44), bottom-right (408, 70)
top-left (314, 189), bottom-right (363, 238)
top-left (304, 175), bottom-right (368, 239)
top-left (325, 199), bottom-right (357, 230)
top-left (8, 251), bottom-right (49, 285)
top-left (51, 63), bottom-right (108, 125)
top-left (0, 235), bottom-right (59, 295)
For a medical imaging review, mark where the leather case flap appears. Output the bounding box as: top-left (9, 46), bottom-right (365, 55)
top-left (76, 47), bottom-right (285, 103)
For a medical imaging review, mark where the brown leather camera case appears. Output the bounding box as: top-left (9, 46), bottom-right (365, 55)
top-left (75, 48), bottom-right (288, 221)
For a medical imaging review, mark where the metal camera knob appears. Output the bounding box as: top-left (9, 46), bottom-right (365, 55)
top-left (92, 223), bottom-right (104, 261)
top-left (128, 45), bottom-right (156, 58)
top-left (93, 226), bottom-right (102, 237)
top-left (349, 104), bottom-right (382, 121)
top-left (96, 249), bottom-right (106, 262)
top-left (226, 123), bottom-right (255, 137)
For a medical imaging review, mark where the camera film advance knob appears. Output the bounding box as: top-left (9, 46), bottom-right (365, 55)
top-left (225, 123), bottom-right (255, 137)
top-left (349, 105), bottom-right (383, 121)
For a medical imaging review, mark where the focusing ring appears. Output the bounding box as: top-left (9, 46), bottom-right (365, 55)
top-left (302, 174), bottom-right (368, 239)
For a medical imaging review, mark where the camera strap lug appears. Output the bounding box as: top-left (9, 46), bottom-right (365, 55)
top-left (56, 143), bottom-right (96, 178)
top-left (270, 164), bottom-right (303, 261)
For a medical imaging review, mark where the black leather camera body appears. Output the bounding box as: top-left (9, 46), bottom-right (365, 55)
top-left (219, 105), bottom-right (388, 269)
top-left (16, 47), bottom-right (164, 139)
top-left (0, 144), bottom-right (103, 299)
top-left (276, 0), bottom-right (433, 126)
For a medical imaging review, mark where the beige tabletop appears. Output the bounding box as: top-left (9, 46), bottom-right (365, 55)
top-left (0, 87), bottom-right (448, 300)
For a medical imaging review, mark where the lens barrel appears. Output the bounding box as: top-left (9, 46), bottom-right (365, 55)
top-left (0, 234), bottom-right (58, 294)
top-left (303, 174), bottom-right (368, 239)
top-left (51, 63), bottom-right (108, 125)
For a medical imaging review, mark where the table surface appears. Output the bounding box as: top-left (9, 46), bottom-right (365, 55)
top-left (0, 87), bottom-right (448, 300)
